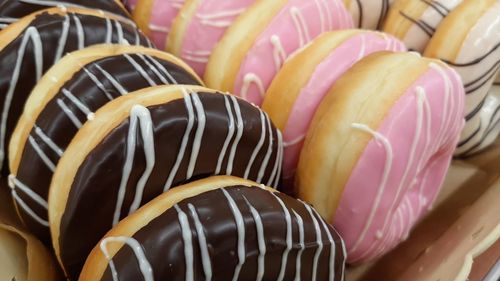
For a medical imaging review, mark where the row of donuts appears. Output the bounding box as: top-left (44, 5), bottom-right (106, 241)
top-left (0, 4), bottom-right (349, 281)
top-left (124, 0), bottom-right (499, 157)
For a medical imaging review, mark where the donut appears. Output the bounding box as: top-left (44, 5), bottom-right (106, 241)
top-left (79, 176), bottom-right (347, 281)
top-left (204, 0), bottom-right (354, 106)
top-left (0, 222), bottom-right (61, 281)
top-left (133, 0), bottom-right (185, 49)
top-left (0, 0), bottom-right (130, 30)
top-left (424, 0), bottom-right (500, 157)
top-left (7, 45), bottom-right (201, 243)
top-left (167, 0), bottom-right (256, 76)
top-left (262, 30), bottom-right (406, 192)
top-left (296, 52), bottom-right (465, 262)
top-left (0, 7), bottom-right (151, 173)
top-left (122, 0), bottom-right (138, 12)
top-left (343, 0), bottom-right (393, 29)
top-left (48, 85), bottom-right (284, 279)
top-left (383, 0), bottom-right (463, 52)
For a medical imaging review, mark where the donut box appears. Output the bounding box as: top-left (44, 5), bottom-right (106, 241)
top-left (0, 0), bottom-right (499, 280)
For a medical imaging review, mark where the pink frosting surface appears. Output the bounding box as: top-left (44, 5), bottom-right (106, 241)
top-left (179, 0), bottom-right (257, 76)
top-left (333, 63), bottom-right (465, 263)
top-left (281, 32), bottom-right (406, 186)
top-left (233, 0), bottom-right (354, 105)
top-left (148, 0), bottom-right (185, 48)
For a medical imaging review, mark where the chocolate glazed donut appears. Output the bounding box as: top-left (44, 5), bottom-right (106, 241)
top-left (0, 0), bottom-right (130, 30)
top-left (50, 86), bottom-right (283, 279)
top-left (8, 46), bottom-right (201, 243)
top-left (80, 177), bottom-right (346, 281)
top-left (0, 7), bottom-right (151, 174)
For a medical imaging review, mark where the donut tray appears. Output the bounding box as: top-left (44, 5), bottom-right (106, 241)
top-left (1, 141), bottom-right (499, 281)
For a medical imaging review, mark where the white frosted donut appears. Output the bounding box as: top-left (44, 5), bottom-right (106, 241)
top-left (343, 0), bottom-right (393, 29)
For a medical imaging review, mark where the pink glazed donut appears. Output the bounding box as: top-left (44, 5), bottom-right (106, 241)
top-left (123, 0), bottom-right (138, 11)
top-left (133, 0), bottom-right (185, 48)
top-left (167, 0), bottom-right (257, 76)
top-left (204, 0), bottom-right (354, 106)
top-left (296, 52), bottom-right (465, 263)
top-left (262, 30), bottom-right (406, 191)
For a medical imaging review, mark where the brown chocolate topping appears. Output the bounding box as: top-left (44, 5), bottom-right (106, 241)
top-left (59, 92), bottom-right (283, 279)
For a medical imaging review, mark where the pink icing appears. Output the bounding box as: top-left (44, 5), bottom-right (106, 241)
top-left (147, 0), bottom-right (185, 49)
top-left (233, 0), bottom-right (354, 106)
top-left (333, 63), bottom-right (465, 263)
top-left (179, 0), bottom-right (257, 76)
top-left (281, 32), bottom-right (406, 188)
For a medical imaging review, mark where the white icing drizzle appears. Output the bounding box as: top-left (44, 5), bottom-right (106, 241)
top-left (272, 193), bottom-right (292, 281)
top-left (222, 188), bottom-right (246, 281)
top-left (114, 20), bottom-right (125, 44)
top-left (187, 204), bottom-right (212, 281)
top-left (33, 125), bottom-right (63, 157)
top-left (100, 236), bottom-right (154, 281)
top-left (72, 14), bottom-right (85, 49)
top-left (226, 96), bottom-right (244, 174)
top-left (148, 23), bottom-right (169, 33)
top-left (175, 205), bottom-right (194, 281)
top-left (28, 135), bottom-right (56, 172)
top-left (313, 0), bottom-right (326, 32)
top-left (136, 54), bottom-right (169, 85)
top-left (357, 34), bottom-right (367, 60)
top-left (283, 134), bottom-right (304, 147)
top-left (313, 207), bottom-right (336, 281)
top-left (243, 196), bottom-right (266, 281)
top-left (8, 175), bottom-right (49, 227)
top-left (54, 15), bottom-right (70, 63)
top-left (164, 89), bottom-right (195, 191)
top-left (182, 49), bottom-right (211, 63)
top-left (145, 54), bottom-right (178, 84)
top-left (256, 112), bottom-right (274, 183)
top-left (215, 95), bottom-right (235, 174)
top-left (303, 202), bottom-right (324, 281)
top-left (94, 64), bottom-right (128, 95)
top-left (113, 105), bottom-right (155, 225)
top-left (196, 8), bottom-right (245, 28)
top-left (292, 210), bottom-right (305, 281)
top-left (350, 123), bottom-right (394, 253)
top-left (290, 7), bottom-right (311, 47)
top-left (82, 66), bottom-right (114, 100)
top-left (270, 35), bottom-right (287, 71)
top-left (268, 130), bottom-right (283, 187)
top-left (0, 26), bottom-right (43, 168)
top-left (57, 98), bottom-right (83, 128)
top-left (241, 73), bottom-right (265, 100)
top-left (61, 88), bottom-right (94, 120)
top-left (105, 17), bottom-right (113, 44)
top-left (273, 133), bottom-right (284, 188)
top-left (244, 111), bottom-right (267, 179)
top-left (186, 93), bottom-right (206, 179)
top-left (123, 54), bottom-right (157, 86)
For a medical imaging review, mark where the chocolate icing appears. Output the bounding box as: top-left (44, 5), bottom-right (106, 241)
top-left (12, 53), bottom-right (200, 243)
top-left (98, 185), bottom-right (346, 281)
top-left (0, 0), bottom-right (130, 30)
top-left (59, 92), bottom-right (283, 279)
top-left (0, 11), bottom-right (150, 174)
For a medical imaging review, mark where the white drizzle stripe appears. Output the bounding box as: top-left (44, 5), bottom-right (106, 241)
top-left (270, 35), bottom-right (287, 71)
top-left (290, 7), bottom-right (311, 47)
top-left (113, 105), bottom-right (155, 225)
top-left (222, 188), bottom-right (246, 281)
top-left (28, 135), bottom-right (56, 172)
top-left (145, 54), bottom-right (178, 84)
top-left (313, 208), bottom-right (336, 281)
top-left (105, 17), bottom-right (112, 44)
top-left (187, 204), bottom-right (212, 281)
top-left (314, 0), bottom-right (326, 32)
top-left (350, 123), bottom-right (394, 253)
top-left (100, 236), bottom-right (154, 281)
top-left (123, 54), bottom-right (156, 86)
top-left (61, 88), bottom-right (94, 119)
top-left (273, 193), bottom-right (292, 281)
top-left (0, 27), bottom-right (43, 168)
top-left (94, 64), bottom-right (128, 95)
top-left (257, 112), bottom-right (274, 183)
top-left (244, 111), bottom-right (266, 179)
top-left (57, 99), bottom-right (83, 128)
top-left (82, 66), bottom-right (113, 100)
top-left (10, 190), bottom-right (49, 227)
top-left (72, 14), bottom-right (85, 49)
top-left (215, 95), bottom-right (235, 174)
top-left (196, 8), bottom-right (246, 27)
top-left (164, 90), bottom-right (195, 191)
top-left (33, 125), bottom-right (63, 156)
top-left (8, 175), bottom-right (48, 209)
top-left (274, 135), bottom-right (284, 188)
top-left (175, 205), bottom-right (194, 281)
top-left (268, 130), bottom-right (283, 187)
top-left (303, 202), bottom-right (323, 281)
top-left (243, 196), bottom-right (266, 281)
top-left (54, 15), bottom-right (70, 63)
top-left (226, 96), bottom-right (244, 174)
top-left (186, 93), bottom-right (206, 179)
top-left (114, 20), bottom-right (125, 44)
top-left (137, 54), bottom-right (169, 84)
top-left (292, 210), bottom-right (305, 281)
top-left (241, 74), bottom-right (265, 100)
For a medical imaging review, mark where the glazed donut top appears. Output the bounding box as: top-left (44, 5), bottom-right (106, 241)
top-left (8, 45), bottom-right (201, 242)
top-left (49, 86), bottom-right (283, 279)
top-left (0, 7), bottom-right (150, 173)
top-left (80, 176), bottom-right (346, 281)
top-left (0, 0), bottom-right (130, 30)
top-left (344, 0), bottom-right (392, 29)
